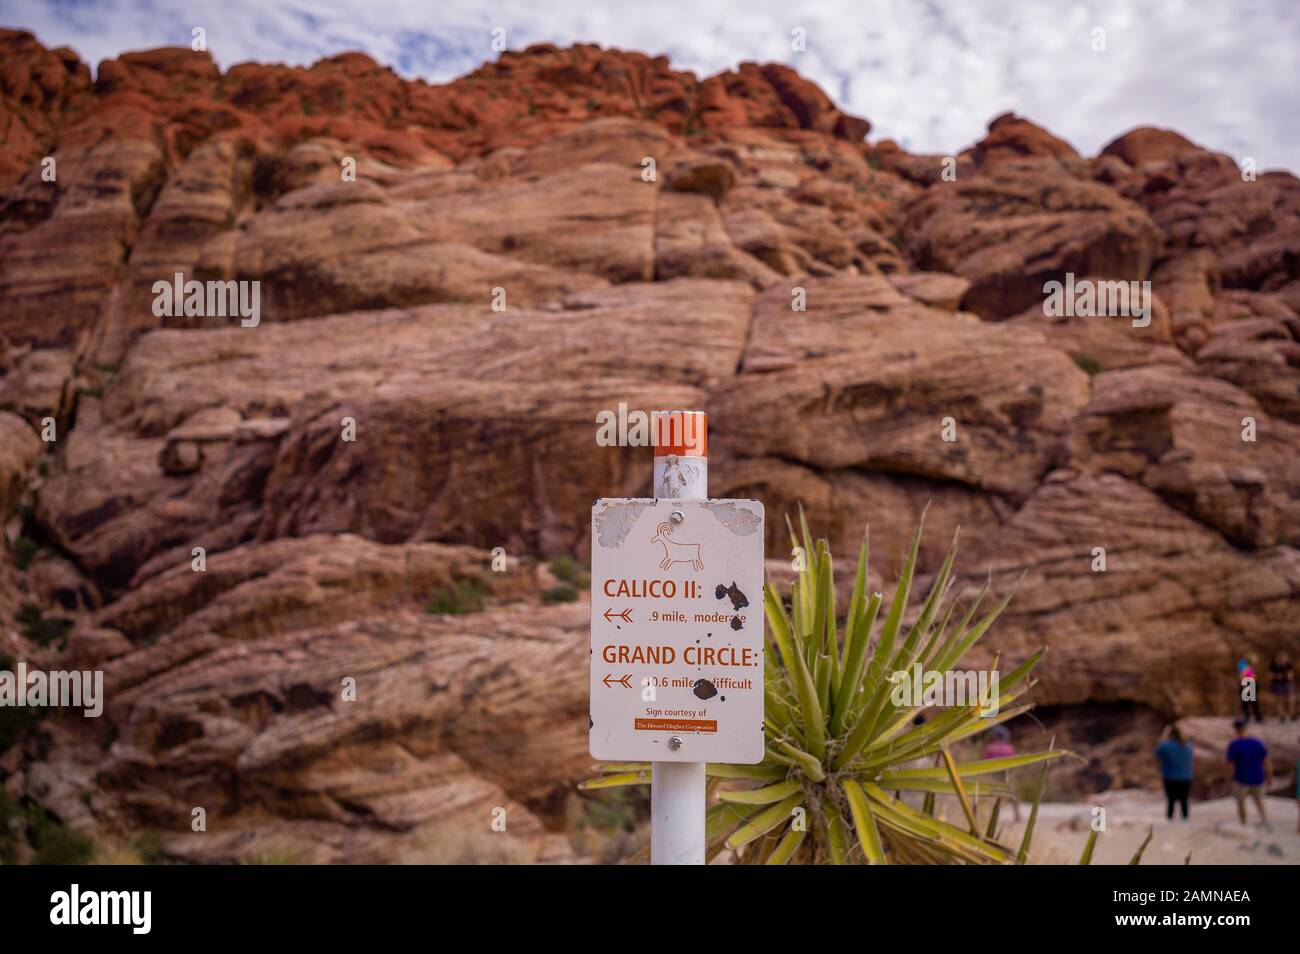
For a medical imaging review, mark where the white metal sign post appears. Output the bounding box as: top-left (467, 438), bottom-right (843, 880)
top-left (590, 411), bottom-right (765, 864)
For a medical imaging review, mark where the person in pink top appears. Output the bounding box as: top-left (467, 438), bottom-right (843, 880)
top-left (1238, 657), bottom-right (1263, 724)
top-left (982, 725), bottom-right (1020, 820)
top-left (983, 726), bottom-right (1017, 760)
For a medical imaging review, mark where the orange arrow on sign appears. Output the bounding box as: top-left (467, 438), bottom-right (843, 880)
top-left (603, 608), bottom-right (633, 623)
top-left (602, 673), bottom-right (633, 689)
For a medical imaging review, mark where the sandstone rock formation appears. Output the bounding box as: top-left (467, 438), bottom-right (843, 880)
top-left (1, 28), bottom-right (1297, 861)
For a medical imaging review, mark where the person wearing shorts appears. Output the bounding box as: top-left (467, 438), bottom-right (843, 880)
top-left (1226, 719), bottom-right (1270, 825)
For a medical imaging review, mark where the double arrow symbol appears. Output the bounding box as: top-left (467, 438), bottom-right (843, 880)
top-left (602, 608), bottom-right (633, 623)
top-left (602, 673), bottom-right (633, 689)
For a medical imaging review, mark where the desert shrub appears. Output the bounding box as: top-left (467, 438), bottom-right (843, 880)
top-left (548, 555), bottom-right (588, 588)
top-left (394, 818), bottom-right (534, 865)
top-left (542, 584), bottom-right (579, 604)
top-left (0, 704), bottom-right (45, 755)
top-left (424, 576), bottom-right (491, 615)
top-left (30, 807), bottom-right (94, 865)
top-left (16, 602), bottom-right (73, 647)
top-left (583, 512), bottom-right (1064, 864)
top-left (9, 535), bottom-right (39, 570)
top-left (0, 792), bottom-right (94, 866)
top-left (1072, 354), bottom-right (1104, 376)
top-left (0, 651), bottom-right (46, 754)
top-left (134, 831), bottom-right (168, 864)
top-left (239, 845), bottom-right (303, 864)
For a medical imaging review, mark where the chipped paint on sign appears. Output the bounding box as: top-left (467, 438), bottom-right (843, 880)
top-left (702, 500), bottom-right (763, 536)
top-left (593, 499), bottom-right (652, 549)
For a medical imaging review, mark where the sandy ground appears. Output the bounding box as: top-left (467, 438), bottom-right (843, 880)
top-left (995, 790), bottom-right (1300, 865)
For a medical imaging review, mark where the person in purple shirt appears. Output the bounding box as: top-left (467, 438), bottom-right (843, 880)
top-left (1226, 719), bottom-right (1271, 825)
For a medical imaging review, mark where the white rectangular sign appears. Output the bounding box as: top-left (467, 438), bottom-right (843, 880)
top-left (589, 498), bottom-right (765, 763)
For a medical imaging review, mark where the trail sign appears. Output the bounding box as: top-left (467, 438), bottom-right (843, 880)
top-left (590, 497), bottom-right (765, 764)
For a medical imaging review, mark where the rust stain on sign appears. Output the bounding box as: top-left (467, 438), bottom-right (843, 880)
top-left (693, 678), bottom-right (718, 700)
top-left (715, 581), bottom-right (749, 610)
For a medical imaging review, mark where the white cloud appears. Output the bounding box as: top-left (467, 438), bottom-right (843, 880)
top-left (6, 0), bottom-right (1298, 170)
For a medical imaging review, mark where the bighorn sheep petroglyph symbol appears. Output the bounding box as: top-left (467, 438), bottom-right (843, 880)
top-left (651, 521), bottom-right (703, 572)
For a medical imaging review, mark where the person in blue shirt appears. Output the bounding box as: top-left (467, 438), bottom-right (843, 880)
top-left (1154, 724), bottom-right (1194, 820)
top-left (1226, 719), bottom-right (1271, 826)
top-left (1292, 739), bottom-right (1300, 835)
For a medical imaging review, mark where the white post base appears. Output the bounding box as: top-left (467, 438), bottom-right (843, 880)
top-left (650, 410), bottom-right (708, 866)
top-left (650, 761), bottom-right (707, 864)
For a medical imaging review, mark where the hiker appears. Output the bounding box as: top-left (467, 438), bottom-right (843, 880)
top-left (1238, 657), bottom-right (1263, 723)
top-left (1226, 719), bottom-right (1271, 826)
top-left (1154, 724), bottom-right (1194, 821)
top-left (1269, 651), bottom-right (1295, 722)
top-left (982, 725), bottom-right (1021, 820)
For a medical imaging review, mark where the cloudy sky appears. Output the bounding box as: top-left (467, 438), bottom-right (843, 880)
top-left (4, 0), bottom-right (1298, 170)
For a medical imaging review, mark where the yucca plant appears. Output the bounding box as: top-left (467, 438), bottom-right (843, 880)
top-left (581, 510), bottom-right (1067, 864)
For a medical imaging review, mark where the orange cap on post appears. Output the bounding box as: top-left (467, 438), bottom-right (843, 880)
top-left (652, 410), bottom-right (707, 458)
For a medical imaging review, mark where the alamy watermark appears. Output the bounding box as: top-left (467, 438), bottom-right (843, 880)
top-left (50, 884), bottom-right (151, 934)
top-left (1042, 273), bottom-right (1151, 328)
top-left (888, 664), bottom-right (1000, 716)
top-left (0, 662), bottom-right (103, 717)
top-left (152, 272), bottom-right (261, 327)
top-left (595, 404), bottom-right (705, 454)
